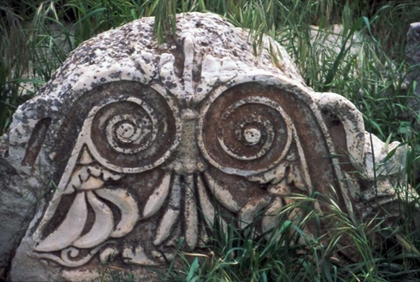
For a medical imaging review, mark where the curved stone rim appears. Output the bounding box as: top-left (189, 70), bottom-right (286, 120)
top-left (197, 74), bottom-right (302, 177)
top-left (82, 85), bottom-right (182, 174)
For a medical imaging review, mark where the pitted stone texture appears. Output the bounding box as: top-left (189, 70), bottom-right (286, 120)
top-left (2, 12), bottom-right (416, 281)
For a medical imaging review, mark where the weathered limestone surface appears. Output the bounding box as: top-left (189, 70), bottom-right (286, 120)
top-left (0, 135), bottom-right (39, 275)
top-left (0, 12), bottom-right (416, 281)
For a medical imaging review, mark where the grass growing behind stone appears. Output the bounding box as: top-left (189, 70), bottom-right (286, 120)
top-left (1, 0), bottom-right (420, 281)
top-left (155, 189), bottom-right (420, 281)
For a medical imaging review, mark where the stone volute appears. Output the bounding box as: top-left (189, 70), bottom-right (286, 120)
top-left (0, 12), bottom-right (416, 281)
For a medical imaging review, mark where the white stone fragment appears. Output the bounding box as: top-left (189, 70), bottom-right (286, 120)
top-left (73, 191), bottom-right (114, 248)
top-left (78, 147), bottom-right (94, 164)
top-left (143, 172), bottom-right (171, 219)
top-left (239, 195), bottom-right (271, 229)
top-left (262, 197), bottom-right (283, 236)
top-left (123, 246), bottom-right (158, 265)
top-left (35, 192), bottom-right (87, 252)
top-left (99, 247), bottom-right (119, 263)
top-left (315, 92), bottom-right (365, 171)
top-left (79, 176), bottom-right (104, 190)
top-left (95, 188), bottom-right (139, 238)
top-left (204, 172), bottom-right (241, 212)
top-left (154, 174), bottom-right (182, 246)
top-left (153, 209), bottom-right (180, 246)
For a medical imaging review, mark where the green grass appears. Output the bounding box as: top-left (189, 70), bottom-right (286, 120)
top-left (156, 192), bottom-right (420, 281)
top-left (2, 0), bottom-right (420, 281)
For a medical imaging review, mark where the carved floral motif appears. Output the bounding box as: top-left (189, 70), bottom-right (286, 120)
top-left (32, 80), bottom-right (316, 267)
top-left (6, 12), bottom-right (417, 281)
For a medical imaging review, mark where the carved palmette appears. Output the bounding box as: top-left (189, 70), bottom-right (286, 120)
top-left (32, 83), bottom-right (180, 264)
top-left (32, 76), bottom-right (330, 267)
top-left (7, 14), bottom-right (415, 282)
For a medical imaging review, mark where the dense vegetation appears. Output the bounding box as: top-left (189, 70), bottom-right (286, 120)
top-left (1, 0), bottom-right (420, 281)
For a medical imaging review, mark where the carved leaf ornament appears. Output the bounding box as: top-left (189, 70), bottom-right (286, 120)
top-left (7, 13), bottom-right (411, 271)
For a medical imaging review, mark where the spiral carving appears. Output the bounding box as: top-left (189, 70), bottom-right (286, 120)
top-left (89, 90), bottom-right (180, 172)
top-left (199, 83), bottom-right (293, 176)
top-left (104, 102), bottom-right (158, 154)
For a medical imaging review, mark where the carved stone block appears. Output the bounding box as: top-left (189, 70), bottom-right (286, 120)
top-left (1, 12), bottom-right (416, 281)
